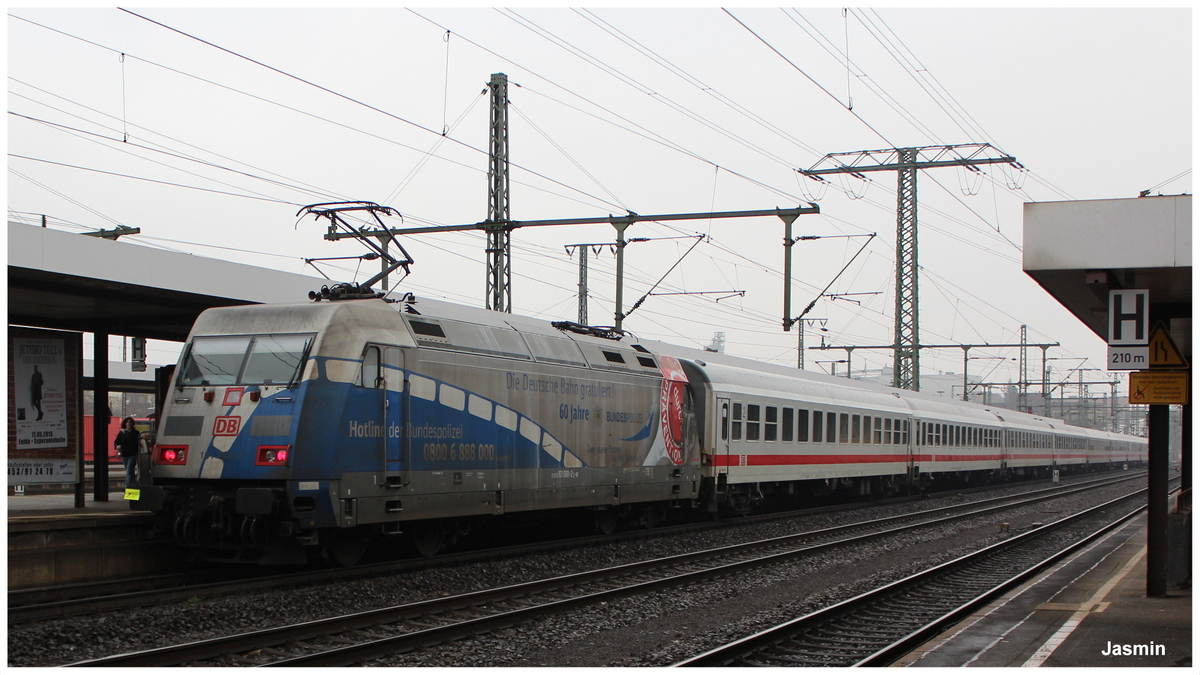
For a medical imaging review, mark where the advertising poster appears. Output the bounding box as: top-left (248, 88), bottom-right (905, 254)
top-left (13, 337), bottom-right (68, 447)
top-left (10, 335), bottom-right (76, 484)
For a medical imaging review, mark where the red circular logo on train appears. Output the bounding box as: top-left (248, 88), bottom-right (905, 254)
top-left (658, 356), bottom-right (687, 465)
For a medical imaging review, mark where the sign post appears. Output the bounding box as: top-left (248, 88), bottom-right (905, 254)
top-left (1107, 289), bottom-right (1150, 371)
top-left (1115, 302), bottom-right (1188, 599)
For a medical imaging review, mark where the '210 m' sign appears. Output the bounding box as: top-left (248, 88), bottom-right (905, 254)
top-left (213, 416), bottom-right (242, 436)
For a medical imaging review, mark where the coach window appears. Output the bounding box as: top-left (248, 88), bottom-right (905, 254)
top-left (731, 403), bottom-right (743, 440)
top-left (838, 413), bottom-right (848, 444)
top-left (827, 412), bottom-right (837, 444)
top-left (721, 402), bottom-right (729, 441)
top-left (811, 409), bottom-right (823, 443)
top-left (883, 418), bottom-right (893, 445)
top-left (781, 408), bottom-right (793, 442)
top-left (765, 406), bottom-right (778, 442)
top-left (903, 420), bottom-right (910, 445)
top-left (746, 404), bottom-right (761, 441)
top-left (797, 409), bottom-right (809, 442)
top-left (873, 417), bottom-right (883, 444)
top-left (851, 415), bottom-right (861, 443)
top-left (864, 416), bottom-right (873, 445)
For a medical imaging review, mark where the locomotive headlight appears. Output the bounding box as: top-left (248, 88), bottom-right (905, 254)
top-left (256, 445), bottom-right (292, 466)
top-left (156, 445), bottom-right (188, 465)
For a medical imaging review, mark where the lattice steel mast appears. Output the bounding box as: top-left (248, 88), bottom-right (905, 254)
top-left (486, 73), bottom-right (511, 313)
top-left (799, 143), bottom-right (1019, 391)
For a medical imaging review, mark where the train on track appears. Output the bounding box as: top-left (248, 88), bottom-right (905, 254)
top-left (134, 287), bottom-right (1147, 565)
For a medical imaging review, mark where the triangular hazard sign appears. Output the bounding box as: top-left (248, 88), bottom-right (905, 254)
top-left (1148, 323), bottom-right (1188, 368)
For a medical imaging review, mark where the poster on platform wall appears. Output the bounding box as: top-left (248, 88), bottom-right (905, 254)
top-left (10, 336), bottom-right (76, 484)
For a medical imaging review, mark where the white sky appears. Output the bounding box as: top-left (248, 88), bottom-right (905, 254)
top-left (6, 6), bottom-right (1193, 394)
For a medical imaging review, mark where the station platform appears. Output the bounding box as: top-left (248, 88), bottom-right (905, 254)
top-left (8, 490), bottom-right (143, 519)
top-left (897, 513), bottom-right (1191, 667)
top-left (7, 490), bottom-right (176, 590)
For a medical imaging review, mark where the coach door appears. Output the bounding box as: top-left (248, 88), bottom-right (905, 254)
top-left (383, 347), bottom-right (406, 488)
top-left (717, 397), bottom-right (731, 475)
top-left (908, 419), bottom-right (920, 481)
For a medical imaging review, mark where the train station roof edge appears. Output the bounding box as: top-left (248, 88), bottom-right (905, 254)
top-left (8, 220), bottom-right (331, 341)
top-left (1023, 194), bottom-right (1192, 343)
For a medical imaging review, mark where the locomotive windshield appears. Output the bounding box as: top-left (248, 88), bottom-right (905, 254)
top-left (178, 333), bottom-right (315, 386)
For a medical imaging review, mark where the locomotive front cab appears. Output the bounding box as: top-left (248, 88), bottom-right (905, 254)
top-left (138, 300), bottom-right (415, 564)
top-left (139, 328), bottom-right (318, 560)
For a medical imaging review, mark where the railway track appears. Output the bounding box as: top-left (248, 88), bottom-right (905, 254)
top-left (674, 481), bottom-right (1176, 667)
top-left (65, 472), bottom-right (1143, 667)
top-left (9, 470), bottom-right (1137, 625)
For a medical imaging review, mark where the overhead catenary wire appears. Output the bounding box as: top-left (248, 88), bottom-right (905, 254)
top-left (8, 9), bottom-right (1112, 383)
top-left (10, 12), bottom-right (628, 216)
top-left (9, 78), bottom-right (356, 202)
top-left (116, 8), bottom-right (629, 214)
top-left (10, 153), bottom-right (301, 205)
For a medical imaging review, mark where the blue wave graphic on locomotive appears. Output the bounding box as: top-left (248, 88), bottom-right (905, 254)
top-left (621, 416), bottom-right (653, 442)
top-left (196, 356), bottom-right (586, 479)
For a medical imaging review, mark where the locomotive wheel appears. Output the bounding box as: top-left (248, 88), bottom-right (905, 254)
top-left (594, 509), bottom-right (618, 535)
top-left (409, 521), bottom-right (444, 558)
top-left (327, 529), bottom-right (367, 567)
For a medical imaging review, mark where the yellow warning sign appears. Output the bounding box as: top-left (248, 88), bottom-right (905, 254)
top-left (124, 488), bottom-right (140, 501)
top-left (1148, 323), bottom-right (1188, 368)
top-left (1129, 371), bottom-right (1188, 405)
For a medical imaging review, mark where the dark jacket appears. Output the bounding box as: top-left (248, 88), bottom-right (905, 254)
top-left (115, 428), bottom-right (140, 458)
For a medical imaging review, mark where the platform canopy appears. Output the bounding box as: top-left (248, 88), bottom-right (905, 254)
top-left (8, 221), bottom-right (329, 341)
top-left (1023, 195), bottom-right (1191, 342)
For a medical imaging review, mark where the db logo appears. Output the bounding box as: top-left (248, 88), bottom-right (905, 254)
top-left (213, 416), bottom-right (242, 436)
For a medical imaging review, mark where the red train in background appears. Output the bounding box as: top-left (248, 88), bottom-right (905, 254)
top-left (82, 416), bottom-right (151, 463)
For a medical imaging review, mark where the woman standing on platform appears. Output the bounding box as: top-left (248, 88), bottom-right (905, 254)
top-left (114, 417), bottom-right (141, 489)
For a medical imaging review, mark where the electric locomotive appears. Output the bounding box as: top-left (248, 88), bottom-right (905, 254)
top-left (135, 294), bottom-right (703, 564)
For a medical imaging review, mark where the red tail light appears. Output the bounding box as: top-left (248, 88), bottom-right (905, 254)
top-left (256, 445), bottom-right (291, 466)
top-left (156, 445), bottom-right (188, 465)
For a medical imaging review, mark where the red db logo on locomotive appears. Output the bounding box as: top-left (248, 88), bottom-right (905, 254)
top-left (213, 416), bottom-right (242, 436)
